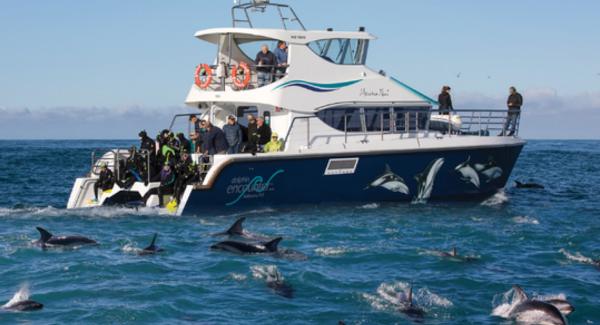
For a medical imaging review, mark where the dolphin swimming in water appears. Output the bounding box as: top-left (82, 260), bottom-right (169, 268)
top-left (34, 227), bottom-right (100, 247)
top-left (413, 158), bottom-right (444, 203)
top-left (453, 157), bottom-right (480, 188)
top-left (437, 245), bottom-right (457, 257)
top-left (365, 164), bottom-right (409, 194)
top-left (210, 217), bottom-right (274, 241)
top-left (210, 237), bottom-right (283, 255)
top-left (545, 299), bottom-right (575, 315)
top-left (266, 271), bottom-right (295, 299)
top-left (515, 181), bottom-right (545, 189)
top-left (1, 300), bottom-right (44, 312)
top-left (396, 279), bottom-right (425, 323)
top-left (474, 156), bottom-right (502, 182)
top-left (436, 245), bottom-right (477, 262)
top-left (507, 285), bottom-right (567, 325)
top-left (137, 233), bottom-right (164, 256)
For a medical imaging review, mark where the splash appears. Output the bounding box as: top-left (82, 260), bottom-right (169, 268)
top-left (2, 284), bottom-right (30, 308)
top-left (230, 273), bottom-right (247, 280)
top-left (481, 189), bottom-right (508, 206)
top-left (509, 216), bottom-right (539, 224)
top-left (250, 265), bottom-right (280, 279)
top-left (491, 287), bottom-right (519, 318)
top-left (121, 243), bottom-right (141, 254)
top-left (375, 282), bottom-right (453, 308)
top-left (314, 246), bottom-right (366, 256)
top-left (360, 203), bottom-right (379, 209)
top-left (559, 248), bottom-right (597, 264)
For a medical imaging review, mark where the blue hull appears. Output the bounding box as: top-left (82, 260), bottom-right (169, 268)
top-left (182, 144), bottom-right (524, 215)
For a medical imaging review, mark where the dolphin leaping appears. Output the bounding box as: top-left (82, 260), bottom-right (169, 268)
top-left (453, 156), bottom-right (480, 188)
top-left (365, 164), bottom-right (409, 194)
top-left (413, 158), bottom-right (445, 203)
top-left (506, 285), bottom-right (568, 325)
top-left (474, 156), bottom-right (502, 182)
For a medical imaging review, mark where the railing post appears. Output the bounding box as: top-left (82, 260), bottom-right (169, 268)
top-left (478, 112), bottom-right (481, 137)
top-left (405, 112), bottom-right (409, 133)
top-left (307, 117), bottom-right (310, 148)
top-left (381, 112), bottom-right (384, 141)
top-left (501, 112), bottom-right (505, 136)
top-left (344, 115), bottom-right (347, 144)
top-left (447, 113), bottom-right (451, 138)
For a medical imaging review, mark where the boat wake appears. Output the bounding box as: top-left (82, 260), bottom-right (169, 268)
top-left (481, 189), bottom-right (508, 206)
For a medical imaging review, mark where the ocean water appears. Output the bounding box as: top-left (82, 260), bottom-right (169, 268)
top-left (0, 139), bottom-right (599, 324)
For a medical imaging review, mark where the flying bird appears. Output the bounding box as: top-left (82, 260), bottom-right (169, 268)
top-left (455, 72), bottom-right (461, 78)
top-left (488, 76), bottom-right (491, 79)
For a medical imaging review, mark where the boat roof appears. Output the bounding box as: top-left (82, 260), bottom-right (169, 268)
top-left (195, 28), bottom-right (377, 45)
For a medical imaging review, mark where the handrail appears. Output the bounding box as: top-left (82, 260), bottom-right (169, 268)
top-left (197, 63), bottom-right (289, 90)
top-left (91, 148), bottom-right (151, 184)
top-left (232, 2), bottom-right (306, 31)
top-left (283, 108), bottom-right (522, 149)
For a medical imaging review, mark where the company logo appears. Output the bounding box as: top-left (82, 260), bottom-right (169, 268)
top-left (271, 79), bottom-right (362, 93)
top-left (225, 170), bottom-right (284, 206)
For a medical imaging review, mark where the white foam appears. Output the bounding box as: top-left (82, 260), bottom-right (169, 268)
top-left (360, 203), bottom-right (379, 209)
top-left (509, 216), bottom-right (539, 224)
top-left (559, 248), bottom-right (596, 264)
top-left (121, 243), bottom-right (141, 254)
top-left (230, 273), bottom-right (247, 280)
top-left (361, 292), bottom-right (391, 311)
top-left (375, 282), bottom-right (452, 308)
top-left (481, 189), bottom-right (508, 206)
top-left (314, 246), bottom-right (366, 256)
top-left (2, 285), bottom-right (30, 308)
top-left (250, 265), bottom-right (280, 279)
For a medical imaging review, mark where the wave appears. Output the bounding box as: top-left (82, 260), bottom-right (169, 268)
top-left (559, 248), bottom-right (597, 264)
top-left (360, 203), bottom-right (379, 209)
top-left (509, 216), bottom-right (539, 224)
top-left (481, 189), bottom-right (508, 206)
top-left (250, 265), bottom-right (280, 279)
top-left (314, 246), bottom-right (366, 256)
top-left (230, 272), bottom-right (247, 281)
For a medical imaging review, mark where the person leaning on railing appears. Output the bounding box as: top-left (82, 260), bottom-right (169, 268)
top-left (499, 86), bottom-right (523, 136)
top-left (274, 41), bottom-right (288, 81)
top-left (203, 121), bottom-right (229, 157)
top-left (438, 86), bottom-right (453, 115)
top-left (255, 44), bottom-right (277, 87)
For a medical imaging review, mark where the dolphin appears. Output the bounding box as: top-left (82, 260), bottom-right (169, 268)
top-left (453, 157), bottom-right (480, 188)
top-left (396, 279), bottom-right (425, 323)
top-left (209, 217), bottom-right (274, 241)
top-left (364, 164), bottom-right (409, 194)
top-left (507, 285), bottom-right (567, 325)
top-left (2, 300), bottom-right (44, 312)
top-left (266, 271), bottom-right (295, 299)
top-left (546, 299), bottom-right (575, 315)
top-left (437, 245), bottom-right (457, 257)
top-left (414, 158), bottom-right (444, 202)
top-left (515, 181), bottom-right (545, 189)
top-left (137, 233), bottom-right (164, 256)
top-left (474, 156), bottom-right (502, 182)
top-left (436, 245), bottom-right (477, 262)
top-left (35, 227), bottom-right (100, 247)
top-left (210, 237), bottom-right (283, 255)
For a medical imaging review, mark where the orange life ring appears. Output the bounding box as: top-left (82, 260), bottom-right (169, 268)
top-left (195, 63), bottom-right (212, 89)
top-left (232, 62), bottom-right (251, 88)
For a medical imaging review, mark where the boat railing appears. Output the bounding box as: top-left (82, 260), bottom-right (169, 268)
top-left (284, 108), bottom-right (521, 148)
top-left (232, 1), bottom-right (306, 31)
top-left (91, 148), bottom-right (151, 184)
top-left (196, 63), bottom-right (288, 91)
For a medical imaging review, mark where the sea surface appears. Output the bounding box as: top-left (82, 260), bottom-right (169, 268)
top-left (0, 139), bottom-right (599, 325)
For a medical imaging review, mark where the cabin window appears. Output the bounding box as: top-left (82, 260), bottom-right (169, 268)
top-left (363, 107), bottom-right (391, 132)
top-left (307, 38), bottom-right (368, 65)
top-left (316, 107), bottom-right (430, 133)
top-left (315, 107), bottom-right (362, 132)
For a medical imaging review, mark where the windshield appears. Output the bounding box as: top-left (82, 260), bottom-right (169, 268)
top-left (307, 38), bottom-right (368, 65)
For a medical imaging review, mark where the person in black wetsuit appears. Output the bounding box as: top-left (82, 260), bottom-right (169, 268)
top-left (92, 162), bottom-right (114, 202)
top-left (176, 132), bottom-right (191, 155)
top-left (117, 146), bottom-right (143, 189)
top-left (170, 160), bottom-right (201, 208)
top-left (139, 130), bottom-right (156, 164)
top-left (438, 86), bottom-right (453, 115)
top-left (141, 162), bottom-right (176, 207)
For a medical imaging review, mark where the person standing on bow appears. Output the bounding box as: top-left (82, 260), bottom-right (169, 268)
top-left (500, 86), bottom-right (523, 136)
top-left (223, 115), bottom-right (243, 154)
top-left (255, 44), bottom-right (277, 87)
top-left (438, 86), bottom-right (453, 115)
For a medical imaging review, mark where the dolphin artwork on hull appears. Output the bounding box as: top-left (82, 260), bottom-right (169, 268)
top-left (474, 156), bottom-right (502, 182)
top-left (505, 285), bottom-right (569, 325)
top-left (453, 156), bottom-right (480, 188)
top-left (413, 158), bottom-right (445, 203)
top-left (364, 164), bottom-right (409, 194)
top-left (34, 227), bottom-right (100, 247)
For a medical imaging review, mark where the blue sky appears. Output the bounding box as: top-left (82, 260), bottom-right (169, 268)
top-left (1, 0), bottom-right (599, 139)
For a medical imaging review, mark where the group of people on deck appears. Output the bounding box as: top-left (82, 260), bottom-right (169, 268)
top-left (255, 41), bottom-right (288, 87)
top-left (438, 86), bottom-right (523, 136)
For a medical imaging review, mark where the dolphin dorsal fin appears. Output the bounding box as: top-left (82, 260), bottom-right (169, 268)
top-left (452, 245), bottom-right (456, 257)
top-left (513, 285), bottom-right (528, 302)
top-left (36, 227), bottom-right (53, 242)
top-left (408, 278), bottom-right (414, 307)
top-left (150, 233), bottom-right (157, 246)
top-left (264, 237), bottom-right (283, 252)
top-left (385, 164), bottom-right (391, 172)
top-left (227, 217), bottom-right (246, 235)
top-left (515, 181), bottom-right (522, 186)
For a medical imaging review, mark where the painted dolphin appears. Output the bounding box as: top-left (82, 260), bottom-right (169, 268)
top-left (453, 157), bottom-right (480, 188)
top-left (414, 158), bottom-right (445, 203)
top-left (507, 285), bottom-right (567, 325)
top-left (210, 237), bottom-right (283, 255)
top-left (210, 217), bottom-right (274, 241)
top-left (35, 227), bottom-right (100, 247)
top-left (2, 300), bottom-right (44, 312)
top-left (137, 233), bottom-right (164, 256)
top-left (365, 164), bottom-right (409, 194)
top-left (515, 181), bottom-right (545, 189)
top-left (266, 271), bottom-right (295, 299)
top-left (474, 156), bottom-right (502, 182)
top-left (396, 279), bottom-right (425, 323)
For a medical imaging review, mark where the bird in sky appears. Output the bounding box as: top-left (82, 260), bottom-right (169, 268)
top-left (488, 76), bottom-right (491, 79)
top-left (455, 72), bottom-right (461, 78)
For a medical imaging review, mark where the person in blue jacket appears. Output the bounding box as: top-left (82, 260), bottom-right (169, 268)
top-left (273, 41), bottom-right (288, 81)
top-left (223, 116), bottom-right (243, 154)
top-left (203, 121), bottom-right (229, 157)
top-left (141, 162), bottom-right (176, 207)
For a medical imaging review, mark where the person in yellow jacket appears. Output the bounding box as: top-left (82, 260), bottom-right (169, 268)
top-left (264, 133), bottom-right (283, 152)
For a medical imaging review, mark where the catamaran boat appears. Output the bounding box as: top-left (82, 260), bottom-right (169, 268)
top-left (67, 0), bottom-right (525, 215)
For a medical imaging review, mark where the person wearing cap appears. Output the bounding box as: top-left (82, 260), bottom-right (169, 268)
top-left (438, 86), bottom-right (453, 115)
top-left (203, 121), bottom-right (229, 157)
top-left (141, 162), bottom-right (176, 207)
top-left (256, 116), bottom-right (272, 146)
top-left (264, 133), bottom-right (283, 152)
top-left (91, 162), bottom-right (115, 202)
top-left (246, 114), bottom-right (257, 137)
top-left (139, 130), bottom-right (156, 163)
top-left (176, 132), bottom-right (191, 155)
top-left (223, 115), bottom-right (243, 154)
